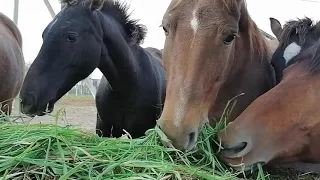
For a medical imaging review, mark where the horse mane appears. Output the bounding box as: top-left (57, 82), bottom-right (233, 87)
top-left (280, 17), bottom-right (314, 46)
top-left (292, 39), bottom-right (320, 73)
top-left (59, 0), bottom-right (147, 45)
top-left (223, 0), bottom-right (270, 59)
top-left (308, 40), bottom-right (320, 72)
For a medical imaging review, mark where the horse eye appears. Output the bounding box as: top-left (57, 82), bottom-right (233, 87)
top-left (66, 35), bottom-right (77, 42)
top-left (65, 32), bottom-right (78, 42)
top-left (223, 34), bottom-right (236, 45)
top-left (162, 26), bottom-right (169, 36)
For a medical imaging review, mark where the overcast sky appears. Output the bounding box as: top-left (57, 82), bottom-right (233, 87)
top-left (0, 0), bottom-right (319, 79)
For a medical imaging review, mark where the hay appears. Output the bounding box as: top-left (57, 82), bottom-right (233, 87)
top-left (0, 97), bottom-right (269, 179)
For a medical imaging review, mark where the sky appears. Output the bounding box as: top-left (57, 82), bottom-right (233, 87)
top-left (0, 0), bottom-right (319, 79)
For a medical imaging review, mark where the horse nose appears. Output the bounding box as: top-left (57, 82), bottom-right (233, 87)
top-left (187, 131), bottom-right (197, 150)
top-left (20, 93), bottom-right (36, 114)
top-left (157, 119), bottom-right (198, 151)
top-left (218, 129), bottom-right (252, 159)
top-left (220, 142), bottom-right (250, 158)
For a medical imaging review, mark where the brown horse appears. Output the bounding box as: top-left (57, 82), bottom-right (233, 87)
top-left (0, 12), bottom-right (25, 115)
top-left (218, 17), bottom-right (320, 172)
top-left (157, 0), bottom-right (276, 151)
top-left (268, 39), bottom-right (279, 53)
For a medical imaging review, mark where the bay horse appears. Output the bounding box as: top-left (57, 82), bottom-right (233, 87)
top-left (19, 0), bottom-right (166, 138)
top-left (218, 17), bottom-right (320, 172)
top-left (157, 0), bottom-right (276, 151)
top-left (0, 12), bottom-right (25, 115)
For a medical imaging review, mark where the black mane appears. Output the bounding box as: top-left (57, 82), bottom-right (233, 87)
top-left (275, 17), bottom-right (320, 73)
top-left (280, 17), bottom-right (314, 46)
top-left (59, 0), bottom-right (147, 45)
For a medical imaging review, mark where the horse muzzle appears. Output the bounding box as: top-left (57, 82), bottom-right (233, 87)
top-left (20, 93), bottom-right (37, 115)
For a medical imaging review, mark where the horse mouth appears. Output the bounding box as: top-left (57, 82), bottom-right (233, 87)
top-left (21, 100), bottom-right (55, 117)
top-left (220, 142), bottom-right (248, 158)
top-left (227, 161), bottom-right (265, 172)
top-left (37, 100), bottom-right (55, 116)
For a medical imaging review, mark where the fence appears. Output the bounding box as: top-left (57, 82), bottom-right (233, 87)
top-left (66, 79), bottom-right (101, 96)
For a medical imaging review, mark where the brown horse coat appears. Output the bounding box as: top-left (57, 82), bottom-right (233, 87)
top-left (157, 0), bottom-right (276, 151)
top-left (0, 12), bottom-right (25, 114)
top-left (218, 17), bottom-right (320, 172)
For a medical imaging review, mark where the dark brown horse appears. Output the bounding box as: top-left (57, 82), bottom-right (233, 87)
top-left (218, 17), bottom-right (320, 173)
top-left (157, 0), bottom-right (276, 151)
top-left (0, 12), bottom-right (25, 114)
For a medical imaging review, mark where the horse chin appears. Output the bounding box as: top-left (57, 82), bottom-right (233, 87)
top-left (227, 161), bottom-right (265, 172)
top-left (25, 113), bottom-right (36, 118)
top-left (21, 105), bottom-right (37, 117)
top-left (34, 101), bottom-right (55, 116)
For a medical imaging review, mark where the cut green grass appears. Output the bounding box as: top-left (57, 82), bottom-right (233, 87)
top-left (0, 123), bottom-right (238, 179)
top-left (0, 97), bottom-right (269, 179)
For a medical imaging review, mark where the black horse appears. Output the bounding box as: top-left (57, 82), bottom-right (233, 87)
top-left (19, 0), bottom-right (166, 138)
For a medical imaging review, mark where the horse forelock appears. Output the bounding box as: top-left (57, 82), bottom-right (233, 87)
top-left (166, 0), bottom-right (269, 60)
top-left (276, 17), bottom-right (320, 73)
top-left (59, 0), bottom-right (146, 45)
top-left (166, 0), bottom-right (185, 13)
top-left (280, 17), bottom-right (314, 46)
top-left (303, 39), bottom-right (320, 73)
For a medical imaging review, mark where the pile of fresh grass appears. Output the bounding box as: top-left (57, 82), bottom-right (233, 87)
top-left (0, 98), bottom-right (269, 179)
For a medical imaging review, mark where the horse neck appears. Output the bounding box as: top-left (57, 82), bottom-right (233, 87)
top-left (97, 14), bottom-right (144, 93)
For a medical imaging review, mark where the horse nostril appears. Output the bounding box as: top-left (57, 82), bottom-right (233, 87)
top-left (21, 93), bottom-right (36, 113)
top-left (23, 93), bottom-right (36, 105)
top-left (189, 132), bottom-right (196, 145)
top-left (221, 142), bottom-right (248, 158)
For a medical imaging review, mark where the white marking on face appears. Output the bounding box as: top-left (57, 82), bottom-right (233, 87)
top-left (283, 42), bottom-right (301, 64)
top-left (174, 78), bottom-right (190, 127)
top-left (190, 9), bottom-right (199, 34)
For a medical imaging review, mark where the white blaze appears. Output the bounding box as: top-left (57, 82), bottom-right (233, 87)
top-left (190, 9), bottom-right (199, 34)
top-left (283, 42), bottom-right (301, 64)
top-left (173, 78), bottom-right (190, 127)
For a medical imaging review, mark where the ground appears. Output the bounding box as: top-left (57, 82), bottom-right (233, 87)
top-left (11, 95), bottom-right (97, 133)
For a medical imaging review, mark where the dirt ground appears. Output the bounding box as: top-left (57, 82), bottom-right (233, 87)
top-left (11, 95), bottom-right (97, 133)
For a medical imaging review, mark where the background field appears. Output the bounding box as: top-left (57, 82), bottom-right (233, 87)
top-left (11, 95), bottom-right (97, 132)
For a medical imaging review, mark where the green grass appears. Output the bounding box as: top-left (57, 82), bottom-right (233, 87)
top-left (0, 96), bottom-right (269, 179)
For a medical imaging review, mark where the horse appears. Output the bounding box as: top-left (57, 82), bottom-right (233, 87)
top-left (218, 17), bottom-right (320, 173)
top-left (268, 39), bottom-right (279, 53)
top-left (0, 12), bottom-right (25, 115)
top-left (156, 0), bottom-right (277, 151)
top-left (19, 0), bottom-right (166, 139)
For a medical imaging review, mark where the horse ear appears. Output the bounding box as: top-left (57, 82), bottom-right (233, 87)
top-left (270, 17), bottom-right (283, 40)
top-left (89, 0), bottom-right (104, 10)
